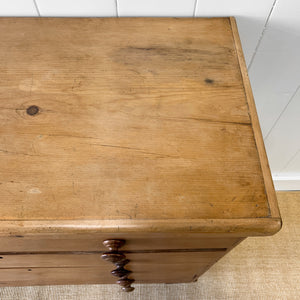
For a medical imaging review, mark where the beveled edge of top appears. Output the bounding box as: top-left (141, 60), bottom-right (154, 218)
top-left (0, 217), bottom-right (282, 237)
top-left (229, 17), bottom-right (281, 227)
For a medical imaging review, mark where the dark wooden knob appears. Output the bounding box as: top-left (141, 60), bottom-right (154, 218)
top-left (103, 239), bottom-right (125, 251)
top-left (117, 278), bottom-right (135, 286)
top-left (121, 286), bottom-right (135, 292)
top-left (101, 239), bottom-right (134, 292)
top-left (117, 278), bottom-right (135, 292)
top-left (115, 259), bottom-right (130, 268)
top-left (101, 252), bottom-right (126, 263)
top-left (111, 267), bottom-right (132, 278)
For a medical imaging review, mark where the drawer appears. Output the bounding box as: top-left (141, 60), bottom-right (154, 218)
top-left (0, 251), bottom-right (224, 268)
top-left (0, 251), bottom-right (226, 286)
top-left (0, 233), bottom-right (241, 252)
top-left (0, 264), bottom-right (209, 286)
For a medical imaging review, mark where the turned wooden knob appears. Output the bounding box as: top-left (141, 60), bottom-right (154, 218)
top-left (117, 278), bottom-right (135, 292)
top-left (103, 239), bottom-right (125, 251)
top-left (101, 252), bottom-right (126, 263)
top-left (101, 239), bottom-right (134, 292)
top-left (111, 267), bottom-right (132, 278)
top-left (115, 259), bottom-right (130, 267)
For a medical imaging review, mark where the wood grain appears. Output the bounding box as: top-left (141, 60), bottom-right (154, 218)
top-left (0, 18), bottom-right (280, 235)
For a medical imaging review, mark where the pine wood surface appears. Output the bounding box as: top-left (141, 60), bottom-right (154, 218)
top-left (0, 17), bottom-right (280, 235)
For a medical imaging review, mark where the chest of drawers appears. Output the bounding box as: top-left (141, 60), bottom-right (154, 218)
top-left (0, 17), bottom-right (281, 292)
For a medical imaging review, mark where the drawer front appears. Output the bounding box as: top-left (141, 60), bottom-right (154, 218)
top-left (0, 264), bottom-right (207, 286)
top-left (0, 251), bottom-right (224, 268)
top-left (0, 233), bottom-right (240, 252)
top-left (0, 251), bottom-right (226, 286)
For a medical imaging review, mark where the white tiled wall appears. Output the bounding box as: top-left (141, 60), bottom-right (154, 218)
top-left (118, 0), bottom-right (196, 17)
top-left (248, 0), bottom-right (300, 190)
top-left (0, 0), bottom-right (38, 16)
top-left (0, 0), bottom-right (299, 190)
top-left (37, 0), bottom-right (117, 17)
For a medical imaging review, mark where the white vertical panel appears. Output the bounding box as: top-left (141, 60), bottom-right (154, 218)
top-left (249, 0), bottom-right (300, 138)
top-left (37, 0), bottom-right (117, 16)
top-left (118, 0), bottom-right (196, 17)
top-left (195, 0), bottom-right (275, 65)
top-left (0, 0), bottom-right (38, 16)
top-left (264, 86), bottom-right (300, 174)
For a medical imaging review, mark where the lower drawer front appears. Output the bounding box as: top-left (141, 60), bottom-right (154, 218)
top-left (0, 264), bottom-right (206, 286)
top-left (0, 251), bottom-right (226, 286)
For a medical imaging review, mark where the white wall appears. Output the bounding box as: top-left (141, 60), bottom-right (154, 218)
top-left (0, 0), bottom-right (299, 190)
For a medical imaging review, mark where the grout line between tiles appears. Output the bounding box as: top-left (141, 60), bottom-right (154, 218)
top-left (264, 84), bottom-right (300, 142)
top-left (279, 148), bottom-right (300, 173)
top-left (33, 0), bottom-right (41, 17)
top-left (193, 0), bottom-right (199, 17)
top-left (116, 0), bottom-right (119, 17)
top-left (248, 0), bottom-right (277, 70)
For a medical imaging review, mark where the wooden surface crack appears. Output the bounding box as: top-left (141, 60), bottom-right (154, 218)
top-left (88, 143), bottom-right (177, 158)
top-left (45, 134), bottom-right (176, 158)
top-left (150, 115), bottom-right (251, 126)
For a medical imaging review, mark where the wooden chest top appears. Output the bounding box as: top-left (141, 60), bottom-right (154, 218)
top-left (0, 18), bottom-right (280, 235)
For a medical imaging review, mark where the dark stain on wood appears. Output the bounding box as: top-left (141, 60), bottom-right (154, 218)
top-left (205, 78), bottom-right (214, 84)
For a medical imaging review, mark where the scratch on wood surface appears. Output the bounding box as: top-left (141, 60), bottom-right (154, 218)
top-left (45, 133), bottom-right (177, 158)
top-left (0, 107), bottom-right (21, 111)
top-left (133, 203), bottom-right (139, 218)
top-left (116, 209), bottom-right (132, 219)
top-left (125, 46), bottom-right (216, 57)
top-left (46, 133), bottom-right (107, 140)
top-left (27, 188), bottom-right (41, 194)
top-left (147, 115), bottom-right (251, 126)
top-left (89, 143), bottom-right (177, 158)
top-left (0, 149), bottom-right (41, 157)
